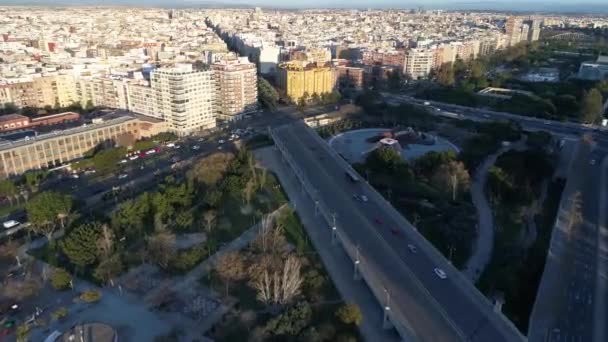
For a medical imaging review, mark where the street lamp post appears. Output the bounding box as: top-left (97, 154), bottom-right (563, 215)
top-left (383, 287), bottom-right (392, 329)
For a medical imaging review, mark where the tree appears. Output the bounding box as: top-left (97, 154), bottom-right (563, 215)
top-left (253, 254), bottom-right (303, 305)
top-left (0, 179), bottom-right (17, 206)
top-left (93, 255), bottom-right (123, 284)
top-left (216, 251), bottom-right (246, 295)
top-left (111, 195), bottom-right (151, 239)
top-left (242, 178), bottom-right (256, 205)
top-left (50, 268), bottom-right (72, 290)
top-left (60, 223), bottom-right (102, 270)
top-left (187, 152), bottom-right (234, 187)
top-left (264, 301), bottom-right (312, 337)
top-left (432, 160), bottom-right (471, 201)
top-left (146, 228), bottom-right (176, 269)
top-left (96, 224), bottom-right (115, 261)
top-left (203, 209), bottom-right (217, 233)
top-left (579, 88), bottom-right (604, 123)
top-left (84, 99), bottom-right (94, 111)
top-left (436, 63), bottom-right (455, 86)
top-left (26, 191), bottom-right (73, 241)
top-left (204, 189), bottom-right (222, 207)
top-left (335, 303), bottom-right (363, 326)
top-left (387, 70), bottom-right (402, 90)
top-left (23, 170), bottom-right (49, 193)
top-left (258, 77), bottom-right (279, 111)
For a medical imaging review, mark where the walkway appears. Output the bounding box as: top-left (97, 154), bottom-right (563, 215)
top-left (254, 146), bottom-right (400, 342)
top-left (463, 140), bottom-right (526, 282)
top-left (143, 205), bottom-right (285, 303)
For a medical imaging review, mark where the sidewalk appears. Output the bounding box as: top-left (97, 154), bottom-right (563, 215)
top-left (255, 146), bottom-right (399, 342)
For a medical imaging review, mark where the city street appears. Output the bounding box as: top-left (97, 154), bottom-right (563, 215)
top-left (529, 141), bottom-right (608, 342)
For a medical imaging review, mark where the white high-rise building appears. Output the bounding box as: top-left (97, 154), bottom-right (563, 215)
top-left (404, 48), bottom-right (435, 80)
top-left (129, 64), bottom-right (217, 136)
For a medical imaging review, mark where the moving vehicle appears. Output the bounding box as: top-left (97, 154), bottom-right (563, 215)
top-left (345, 169), bottom-right (359, 183)
top-left (374, 217), bottom-right (383, 225)
top-left (117, 174), bottom-right (128, 179)
top-left (407, 244), bottom-right (417, 253)
top-left (434, 268), bottom-right (447, 279)
top-left (192, 145), bottom-right (200, 150)
top-left (2, 220), bottom-right (20, 229)
top-left (590, 159), bottom-right (596, 166)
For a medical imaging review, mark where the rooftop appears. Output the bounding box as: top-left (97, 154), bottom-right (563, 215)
top-left (0, 113), bottom-right (28, 123)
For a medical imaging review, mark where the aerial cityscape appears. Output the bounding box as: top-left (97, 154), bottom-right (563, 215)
top-left (0, 2), bottom-right (607, 342)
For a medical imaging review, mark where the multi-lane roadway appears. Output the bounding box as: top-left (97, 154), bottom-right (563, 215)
top-left (272, 120), bottom-right (524, 342)
top-left (377, 93), bottom-right (608, 342)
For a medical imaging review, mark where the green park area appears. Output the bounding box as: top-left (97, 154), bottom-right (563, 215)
top-left (415, 41), bottom-right (608, 123)
top-left (29, 148), bottom-right (286, 280)
top-left (477, 144), bottom-right (563, 333)
top-left (10, 143), bottom-right (360, 341)
top-left (203, 207), bottom-right (362, 342)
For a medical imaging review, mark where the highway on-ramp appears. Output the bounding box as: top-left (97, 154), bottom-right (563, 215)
top-left (272, 120), bottom-right (525, 342)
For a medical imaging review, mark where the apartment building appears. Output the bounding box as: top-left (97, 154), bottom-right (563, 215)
top-left (0, 75), bottom-right (79, 110)
top-left (0, 114), bottom-right (166, 178)
top-left (404, 49), bottom-right (435, 80)
top-left (129, 64), bottom-right (217, 136)
top-left (277, 61), bottom-right (336, 102)
top-left (336, 66), bottom-right (364, 90)
top-left (211, 57), bottom-right (258, 121)
top-left (505, 17), bottom-right (524, 47)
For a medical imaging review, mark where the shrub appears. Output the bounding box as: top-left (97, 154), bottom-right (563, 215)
top-left (170, 246), bottom-right (205, 273)
top-left (80, 290), bottom-right (102, 303)
top-left (50, 268), bottom-right (72, 291)
top-left (335, 303), bottom-right (363, 326)
top-left (51, 307), bottom-right (68, 321)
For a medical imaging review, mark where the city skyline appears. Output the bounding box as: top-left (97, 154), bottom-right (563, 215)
top-left (1, 0), bottom-right (608, 13)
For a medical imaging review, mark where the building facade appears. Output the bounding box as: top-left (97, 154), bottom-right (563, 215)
top-left (404, 48), bottom-right (435, 80)
top-left (505, 17), bottom-right (523, 47)
top-left (130, 64), bottom-right (217, 136)
top-left (211, 57), bottom-right (258, 121)
top-left (277, 61), bottom-right (336, 102)
top-left (0, 114), bottom-right (166, 178)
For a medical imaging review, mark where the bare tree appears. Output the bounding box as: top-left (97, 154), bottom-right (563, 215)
top-left (252, 254), bottom-right (302, 306)
top-left (248, 153), bottom-right (258, 188)
top-left (259, 168), bottom-right (268, 190)
top-left (203, 210), bottom-right (217, 233)
top-left (433, 161), bottom-right (470, 201)
top-left (96, 224), bottom-right (115, 260)
top-left (242, 179), bottom-right (256, 205)
top-left (216, 251), bottom-right (246, 295)
top-left (146, 228), bottom-right (176, 269)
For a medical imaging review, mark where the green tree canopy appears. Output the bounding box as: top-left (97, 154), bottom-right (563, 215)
top-left (335, 303), bottom-right (363, 326)
top-left (436, 63), bottom-right (455, 87)
top-left (579, 88), bottom-right (604, 123)
top-left (60, 222), bottom-right (102, 269)
top-left (0, 179), bottom-right (18, 204)
top-left (25, 191), bottom-right (73, 241)
top-left (258, 77), bottom-right (279, 111)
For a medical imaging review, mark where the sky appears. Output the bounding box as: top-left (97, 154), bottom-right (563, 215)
top-left (2, 0), bottom-right (608, 13)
